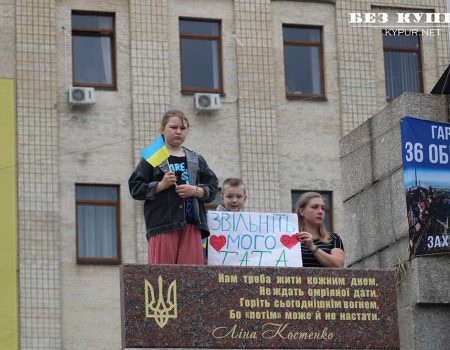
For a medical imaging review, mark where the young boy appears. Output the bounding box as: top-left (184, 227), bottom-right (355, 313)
top-left (216, 178), bottom-right (247, 212)
top-left (204, 178), bottom-right (247, 263)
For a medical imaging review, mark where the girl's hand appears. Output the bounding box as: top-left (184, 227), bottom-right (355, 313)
top-left (297, 231), bottom-right (315, 250)
top-left (159, 171), bottom-right (177, 190)
top-left (175, 184), bottom-right (196, 199)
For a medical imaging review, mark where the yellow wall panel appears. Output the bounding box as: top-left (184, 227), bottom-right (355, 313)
top-left (0, 78), bottom-right (18, 350)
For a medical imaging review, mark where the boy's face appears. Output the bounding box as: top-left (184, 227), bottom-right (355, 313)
top-left (221, 185), bottom-right (247, 211)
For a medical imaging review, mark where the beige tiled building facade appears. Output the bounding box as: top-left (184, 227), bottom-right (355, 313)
top-left (0, 0), bottom-right (448, 349)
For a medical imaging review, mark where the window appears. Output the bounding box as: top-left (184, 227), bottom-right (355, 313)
top-left (76, 184), bottom-right (121, 264)
top-left (179, 18), bottom-right (223, 93)
top-left (72, 11), bottom-right (116, 89)
top-left (291, 190), bottom-right (333, 232)
top-left (383, 32), bottom-right (423, 100)
top-left (283, 25), bottom-right (324, 99)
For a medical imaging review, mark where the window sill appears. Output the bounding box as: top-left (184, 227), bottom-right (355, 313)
top-left (73, 83), bottom-right (117, 91)
top-left (286, 94), bottom-right (327, 101)
top-left (181, 89), bottom-right (225, 96)
top-left (77, 258), bottom-right (121, 265)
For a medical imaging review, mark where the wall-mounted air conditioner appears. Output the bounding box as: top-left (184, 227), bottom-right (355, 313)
top-left (194, 93), bottom-right (221, 111)
top-left (69, 87), bottom-right (96, 105)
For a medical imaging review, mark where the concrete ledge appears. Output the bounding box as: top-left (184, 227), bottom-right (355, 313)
top-left (414, 305), bottom-right (450, 349)
top-left (340, 121), bottom-right (371, 157)
top-left (372, 127), bottom-right (402, 182)
top-left (340, 143), bottom-right (372, 200)
top-left (389, 169), bottom-right (408, 241)
top-left (396, 254), bottom-right (450, 350)
top-left (414, 255), bottom-right (450, 304)
top-left (371, 93), bottom-right (449, 140)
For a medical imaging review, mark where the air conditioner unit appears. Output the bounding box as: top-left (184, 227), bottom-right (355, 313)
top-left (69, 87), bottom-right (96, 105)
top-left (194, 93), bottom-right (221, 111)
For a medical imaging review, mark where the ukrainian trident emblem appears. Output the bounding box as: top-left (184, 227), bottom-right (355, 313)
top-left (144, 276), bottom-right (177, 328)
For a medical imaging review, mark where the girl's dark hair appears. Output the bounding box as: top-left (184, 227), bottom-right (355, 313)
top-left (161, 109), bottom-right (189, 128)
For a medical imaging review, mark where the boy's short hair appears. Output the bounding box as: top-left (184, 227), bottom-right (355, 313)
top-left (221, 178), bottom-right (246, 194)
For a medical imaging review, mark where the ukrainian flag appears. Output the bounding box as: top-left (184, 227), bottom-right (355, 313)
top-left (140, 134), bottom-right (170, 167)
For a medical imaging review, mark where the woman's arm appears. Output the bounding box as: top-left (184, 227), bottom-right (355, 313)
top-left (311, 247), bottom-right (345, 268)
top-left (297, 231), bottom-right (345, 268)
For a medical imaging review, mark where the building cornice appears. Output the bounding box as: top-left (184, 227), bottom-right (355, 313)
top-left (271, 0), bottom-right (336, 5)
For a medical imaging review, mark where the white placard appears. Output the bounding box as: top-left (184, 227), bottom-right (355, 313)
top-left (207, 211), bottom-right (302, 267)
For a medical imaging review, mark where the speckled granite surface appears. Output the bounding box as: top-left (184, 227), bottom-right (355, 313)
top-left (121, 264), bottom-right (399, 349)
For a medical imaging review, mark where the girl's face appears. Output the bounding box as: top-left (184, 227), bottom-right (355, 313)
top-left (161, 116), bottom-right (188, 148)
top-left (298, 197), bottom-right (325, 227)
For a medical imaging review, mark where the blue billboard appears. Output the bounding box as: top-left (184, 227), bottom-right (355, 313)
top-left (400, 116), bottom-right (450, 257)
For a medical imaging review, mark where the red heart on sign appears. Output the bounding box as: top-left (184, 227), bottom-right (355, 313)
top-left (210, 235), bottom-right (226, 252)
top-left (280, 234), bottom-right (299, 249)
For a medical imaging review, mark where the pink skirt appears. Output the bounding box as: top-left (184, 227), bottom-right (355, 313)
top-left (147, 224), bottom-right (204, 265)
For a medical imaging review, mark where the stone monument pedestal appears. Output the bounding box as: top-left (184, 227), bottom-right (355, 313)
top-left (121, 264), bottom-right (399, 349)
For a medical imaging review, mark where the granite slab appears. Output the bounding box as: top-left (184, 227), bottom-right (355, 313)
top-left (121, 264), bottom-right (399, 349)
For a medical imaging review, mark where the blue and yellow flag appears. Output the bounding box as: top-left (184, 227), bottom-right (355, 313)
top-left (140, 134), bottom-right (170, 167)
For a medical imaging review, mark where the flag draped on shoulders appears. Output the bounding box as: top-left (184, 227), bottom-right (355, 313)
top-left (140, 134), bottom-right (170, 167)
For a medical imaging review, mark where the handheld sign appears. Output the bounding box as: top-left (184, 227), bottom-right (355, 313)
top-left (207, 211), bottom-right (302, 267)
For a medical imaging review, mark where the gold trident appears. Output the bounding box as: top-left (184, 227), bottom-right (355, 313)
top-left (144, 276), bottom-right (177, 328)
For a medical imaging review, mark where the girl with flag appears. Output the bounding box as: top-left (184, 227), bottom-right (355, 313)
top-left (129, 110), bottom-right (218, 264)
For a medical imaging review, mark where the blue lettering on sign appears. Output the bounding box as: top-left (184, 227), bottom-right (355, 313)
top-left (219, 250), bottom-right (273, 266)
top-left (226, 233), bottom-right (277, 251)
top-left (241, 235), bottom-right (252, 250)
top-left (208, 212), bottom-right (220, 230)
top-left (265, 236), bottom-right (276, 249)
top-left (222, 213), bottom-right (231, 231)
top-left (208, 212), bottom-right (297, 233)
top-left (235, 214), bottom-right (250, 231)
top-left (228, 235), bottom-right (240, 248)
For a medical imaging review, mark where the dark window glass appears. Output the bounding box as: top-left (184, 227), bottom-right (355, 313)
top-left (383, 35), bottom-right (419, 49)
top-left (179, 18), bottom-right (222, 93)
top-left (283, 26), bottom-right (324, 98)
top-left (383, 33), bottom-right (422, 100)
top-left (72, 14), bottom-right (113, 30)
top-left (72, 36), bottom-right (112, 84)
top-left (284, 45), bottom-right (321, 94)
top-left (179, 20), bottom-right (219, 36)
top-left (181, 39), bottom-right (219, 89)
top-left (283, 27), bottom-right (321, 42)
top-left (76, 184), bottom-right (121, 264)
top-left (291, 190), bottom-right (333, 232)
top-left (76, 185), bottom-right (118, 201)
top-left (72, 12), bottom-right (116, 89)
